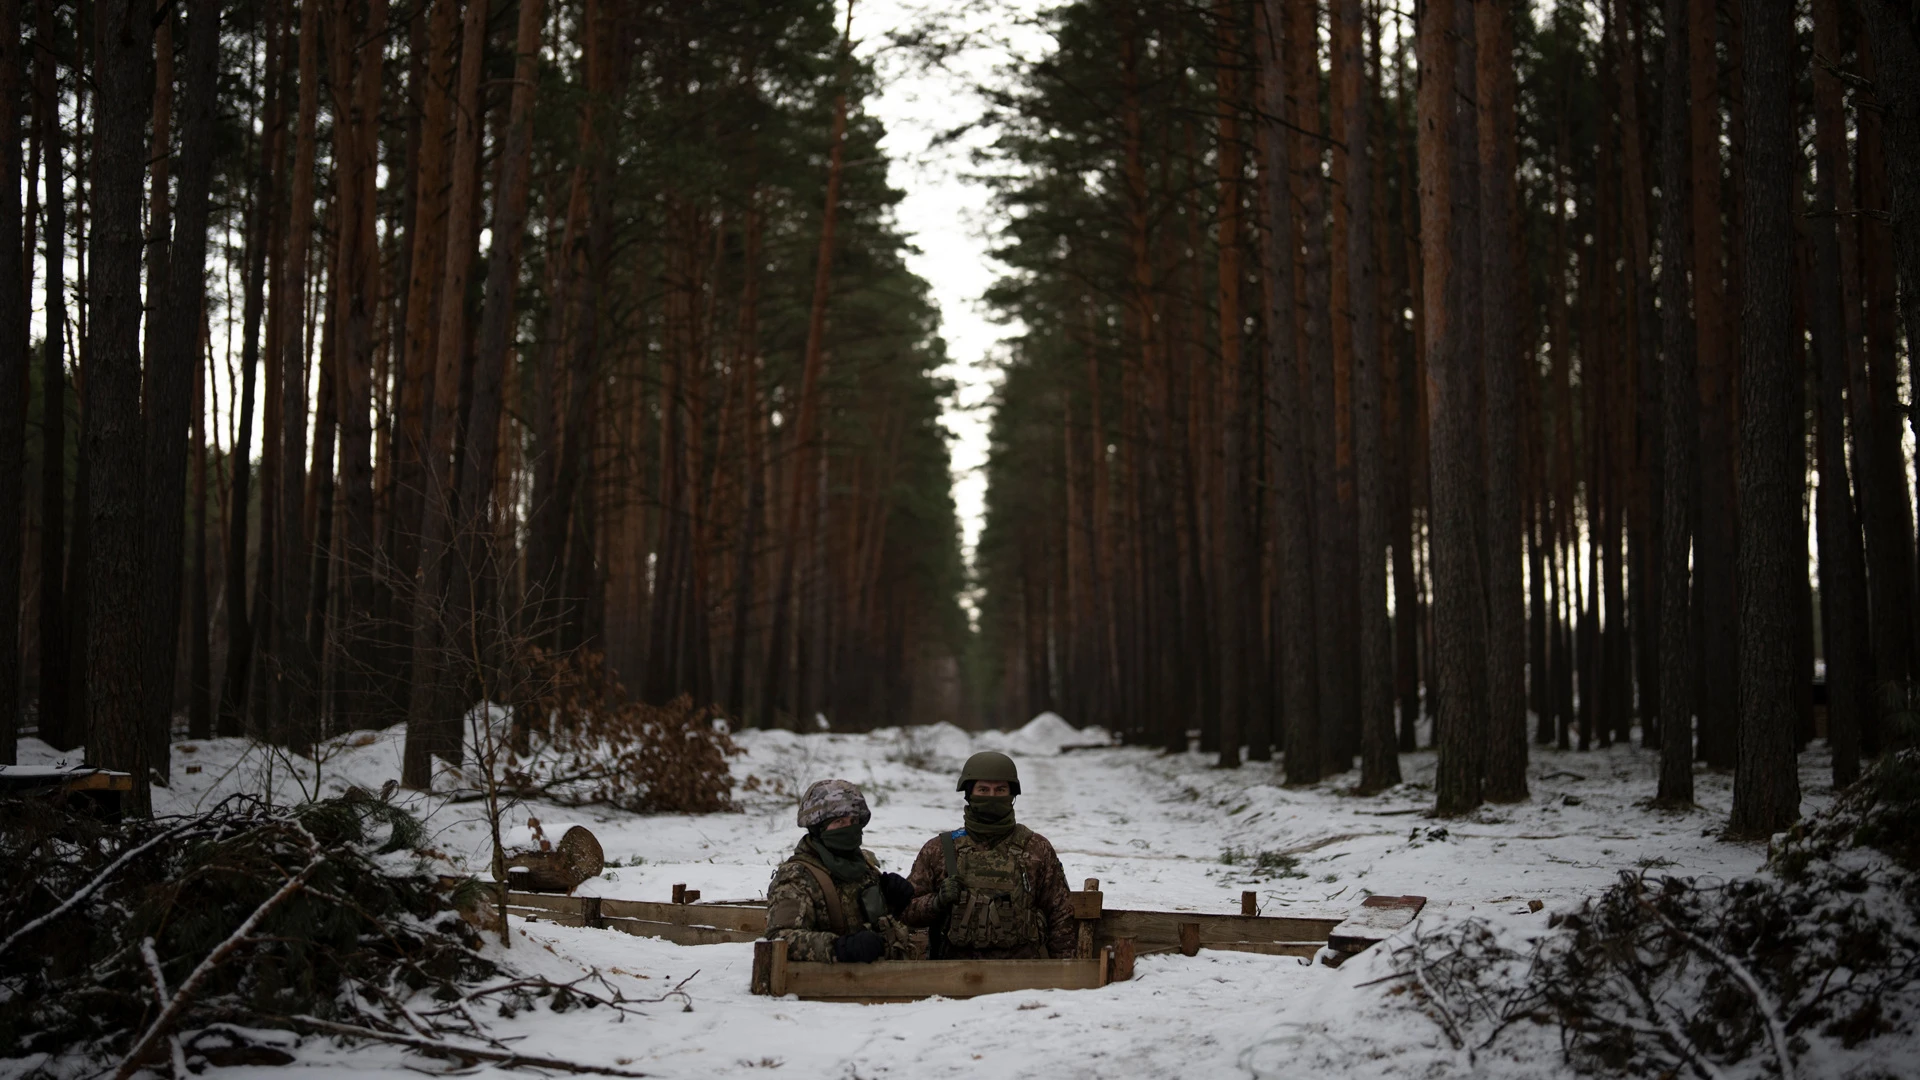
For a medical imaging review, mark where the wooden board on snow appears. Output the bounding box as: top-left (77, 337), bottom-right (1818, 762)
top-left (751, 939), bottom-right (1120, 1001)
top-left (1093, 908), bottom-right (1342, 958)
top-left (1326, 894), bottom-right (1426, 955)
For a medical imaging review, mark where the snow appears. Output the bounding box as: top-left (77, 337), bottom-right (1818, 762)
top-left (13, 719), bottom-right (1902, 1080)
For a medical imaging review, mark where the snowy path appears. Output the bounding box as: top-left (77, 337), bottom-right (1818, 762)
top-left (13, 720), bottom-right (1844, 1079)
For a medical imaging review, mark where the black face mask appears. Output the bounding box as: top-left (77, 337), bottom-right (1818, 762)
top-left (816, 824), bottom-right (864, 854)
top-left (964, 795), bottom-right (1016, 840)
top-left (809, 825), bottom-right (870, 883)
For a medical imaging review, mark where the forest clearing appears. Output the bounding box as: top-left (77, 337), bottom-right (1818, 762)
top-left (13, 715), bottom-right (1911, 1079)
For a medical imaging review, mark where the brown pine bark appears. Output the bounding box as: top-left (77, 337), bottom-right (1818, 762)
top-left (763, 7), bottom-right (853, 730)
top-left (453, 0), bottom-right (546, 690)
top-left (1810, 0), bottom-right (1869, 791)
top-left (328, 0), bottom-right (390, 726)
top-left (1291, 0), bottom-right (1344, 774)
top-left (86, 0), bottom-right (156, 813)
top-left (1214, 0), bottom-right (1246, 769)
top-left (220, 0), bottom-right (283, 738)
top-left (271, 0), bottom-right (322, 748)
top-left (1857, 3), bottom-right (1920, 717)
top-left (1690, 0), bottom-right (1738, 768)
top-left (1341, 0), bottom-right (1395, 790)
top-left (137, 0), bottom-right (218, 779)
top-left (1421, 0), bottom-right (1488, 816)
top-left (35, 0), bottom-right (71, 750)
top-left (1655, 0), bottom-right (1696, 805)
top-left (386, 0), bottom-right (455, 718)
top-left (403, 0), bottom-right (491, 785)
top-left (0, 0), bottom-right (21, 759)
top-left (1477, 0), bottom-right (1524, 801)
top-left (1728, 0), bottom-right (1800, 839)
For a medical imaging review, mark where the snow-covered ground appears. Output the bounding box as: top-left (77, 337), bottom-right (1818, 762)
top-left (12, 719), bottom-right (1867, 1079)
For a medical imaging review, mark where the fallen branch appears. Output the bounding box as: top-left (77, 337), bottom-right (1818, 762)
top-left (1404, 924), bottom-right (1473, 1065)
top-left (138, 937), bottom-right (189, 1080)
top-left (113, 854), bottom-right (328, 1080)
top-left (1639, 899), bottom-right (1795, 1080)
top-left (282, 1014), bottom-right (653, 1077)
top-left (0, 811), bottom-right (213, 960)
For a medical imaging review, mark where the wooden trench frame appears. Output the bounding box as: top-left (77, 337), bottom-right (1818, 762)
top-left (502, 880), bottom-right (1426, 1002)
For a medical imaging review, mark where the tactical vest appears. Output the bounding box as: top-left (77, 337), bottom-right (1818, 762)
top-left (940, 825), bottom-right (1042, 952)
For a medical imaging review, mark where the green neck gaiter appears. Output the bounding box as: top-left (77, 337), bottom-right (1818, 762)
top-left (809, 827), bottom-right (869, 882)
top-left (964, 796), bottom-right (1017, 843)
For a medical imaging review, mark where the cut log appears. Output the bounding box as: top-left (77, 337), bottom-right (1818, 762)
top-left (1178, 922), bottom-right (1200, 957)
top-left (502, 826), bottom-right (603, 893)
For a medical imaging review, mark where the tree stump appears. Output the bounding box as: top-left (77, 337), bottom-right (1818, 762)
top-left (503, 825), bottom-right (604, 893)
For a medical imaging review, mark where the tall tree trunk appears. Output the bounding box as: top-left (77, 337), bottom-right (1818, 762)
top-left (1214, 0), bottom-right (1245, 769)
top-left (404, 0), bottom-right (491, 786)
top-left (138, 0), bottom-right (217, 782)
top-left (273, 0), bottom-right (322, 749)
top-left (1342, 0), bottom-right (1395, 790)
top-left (0, 0), bottom-right (23, 761)
top-left (1808, 0), bottom-right (1867, 789)
top-left (1421, 0), bottom-right (1488, 816)
top-left (763, 7), bottom-right (852, 730)
top-left (1690, 0), bottom-right (1738, 768)
top-left (1857, 5), bottom-right (1920, 717)
top-left (1477, 0), bottom-right (1524, 801)
top-left (36, 0), bottom-right (71, 751)
top-left (1655, 0), bottom-right (1696, 805)
top-left (1728, 0), bottom-right (1800, 839)
top-left (220, 0), bottom-right (281, 739)
top-left (1291, 0), bottom-right (1343, 775)
top-left (87, 0), bottom-right (156, 813)
top-left (189, 329), bottom-right (212, 741)
top-left (329, 0), bottom-right (390, 728)
top-left (453, 0), bottom-right (545, 701)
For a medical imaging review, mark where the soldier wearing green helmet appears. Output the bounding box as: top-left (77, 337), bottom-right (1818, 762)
top-left (901, 751), bottom-right (1078, 959)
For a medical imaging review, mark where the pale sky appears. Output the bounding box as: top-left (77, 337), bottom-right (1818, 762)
top-left (855, 0), bottom-right (1051, 567)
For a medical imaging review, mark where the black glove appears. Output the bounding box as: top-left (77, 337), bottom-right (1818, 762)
top-left (935, 874), bottom-right (964, 912)
top-left (832, 929), bottom-right (886, 964)
top-left (879, 872), bottom-right (915, 915)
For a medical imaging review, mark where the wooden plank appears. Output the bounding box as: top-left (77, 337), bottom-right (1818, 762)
top-left (602, 917), bottom-right (760, 946)
top-left (1178, 922), bottom-right (1200, 956)
top-left (1094, 908), bottom-right (1341, 948)
top-left (1327, 895), bottom-right (1426, 953)
top-left (1127, 940), bottom-right (1322, 959)
top-left (773, 958), bottom-right (1110, 1001)
top-left (505, 905), bottom-right (586, 928)
top-left (1111, 937), bottom-right (1135, 981)
top-left (504, 891), bottom-right (582, 918)
top-left (751, 940), bottom-right (775, 995)
top-left (596, 897), bottom-right (766, 933)
top-left (1241, 891), bottom-right (1257, 916)
top-left (770, 939), bottom-right (789, 994)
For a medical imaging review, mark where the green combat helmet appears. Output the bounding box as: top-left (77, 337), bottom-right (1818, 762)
top-left (957, 751), bottom-right (1021, 796)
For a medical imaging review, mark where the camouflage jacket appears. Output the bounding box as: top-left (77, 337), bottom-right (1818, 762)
top-left (902, 826), bottom-right (1079, 959)
top-left (764, 839), bottom-right (916, 962)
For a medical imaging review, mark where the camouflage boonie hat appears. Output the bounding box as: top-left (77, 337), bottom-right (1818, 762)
top-left (797, 779), bottom-right (871, 829)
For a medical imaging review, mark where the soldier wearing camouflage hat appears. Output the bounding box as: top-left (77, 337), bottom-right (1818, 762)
top-left (901, 751), bottom-right (1077, 959)
top-left (763, 779), bottom-right (918, 963)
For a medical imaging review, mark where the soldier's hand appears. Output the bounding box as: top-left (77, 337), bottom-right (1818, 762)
top-left (832, 929), bottom-right (886, 964)
top-left (880, 872), bottom-right (915, 915)
top-left (935, 874), bottom-right (964, 912)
